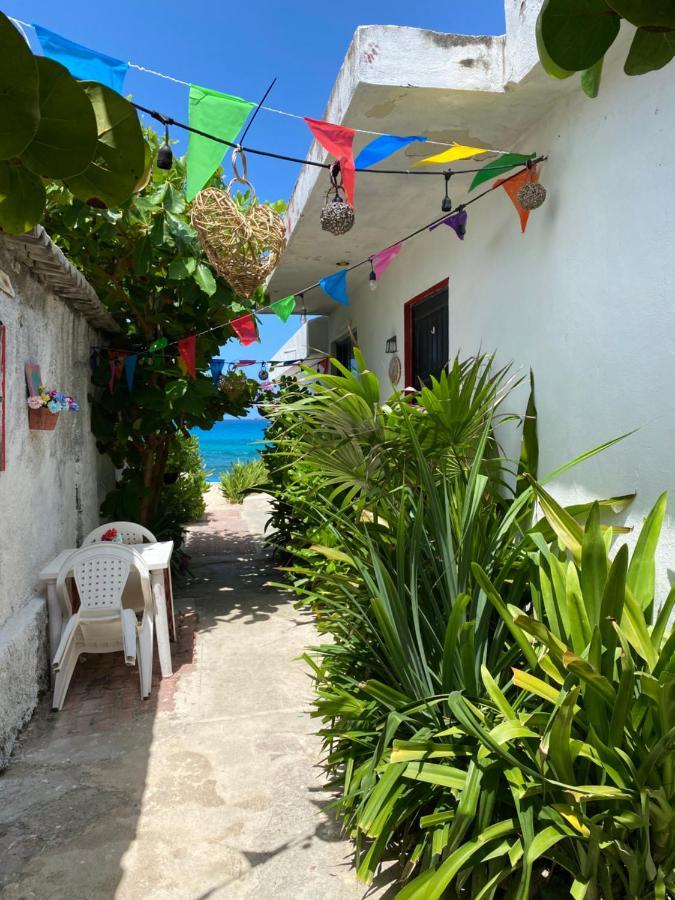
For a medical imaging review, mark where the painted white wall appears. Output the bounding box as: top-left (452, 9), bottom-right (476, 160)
top-left (0, 243), bottom-right (114, 766)
top-left (323, 28), bottom-right (675, 603)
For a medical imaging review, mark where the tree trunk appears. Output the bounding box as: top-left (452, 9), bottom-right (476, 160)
top-left (139, 433), bottom-right (171, 527)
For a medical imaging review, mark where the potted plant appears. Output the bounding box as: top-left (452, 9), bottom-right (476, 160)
top-left (27, 386), bottom-right (79, 431)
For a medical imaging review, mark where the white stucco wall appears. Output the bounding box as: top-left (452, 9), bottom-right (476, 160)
top-left (322, 30), bottom-right (675, 603)
top-left (0, 242), bottom-right (114, 766)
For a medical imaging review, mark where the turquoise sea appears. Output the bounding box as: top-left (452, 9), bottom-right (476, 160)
top-left (193, 417), bottom-right (268, 482)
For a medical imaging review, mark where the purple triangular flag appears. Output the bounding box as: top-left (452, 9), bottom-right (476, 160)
top-left (429, 208), bottom-right (467, 240)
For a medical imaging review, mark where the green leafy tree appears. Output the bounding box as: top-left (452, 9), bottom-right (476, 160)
top-left (44, 135), bottom-right (273, 526)
top-left (537, 0), bottom-right (675, 98)
top-left (0, 12), bottom-right (148, 232)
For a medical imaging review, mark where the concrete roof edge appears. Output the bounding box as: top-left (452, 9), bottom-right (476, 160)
top-left (281, 5), bottom-right (542, 250)
top-left (0, 226), bottom-right (119, 333)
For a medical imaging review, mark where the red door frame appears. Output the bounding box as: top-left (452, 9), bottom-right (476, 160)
top-left (403, 278), bottom-right (449, 387)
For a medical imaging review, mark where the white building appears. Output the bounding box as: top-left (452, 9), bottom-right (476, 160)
top-left (268, 1), bottom-right (675, 600)
top-left (0, 227), bottom-right (115, 766)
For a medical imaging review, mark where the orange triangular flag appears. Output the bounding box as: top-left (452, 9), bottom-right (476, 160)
top-left (496, 165), bottom-right (539, 233)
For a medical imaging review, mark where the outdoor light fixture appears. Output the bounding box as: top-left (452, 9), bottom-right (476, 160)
top-left (441, 171), bottom-right (452, 212)
top-left (385, 336), bottom-right (397, 354)
top-left (258, 363), bottom-right (268, 380)
top-left (299, 292), bottom-right (307, 325)
top-left (369, 259), bottom-right (377, 292)
top-left (157, 122), bottom-right (173, 170)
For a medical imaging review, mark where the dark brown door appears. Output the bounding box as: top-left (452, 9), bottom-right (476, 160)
top-left (411, 286), bottom-right (448, 387)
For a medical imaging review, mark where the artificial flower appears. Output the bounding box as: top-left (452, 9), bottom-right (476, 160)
top-left (47, 400), bottom-right (61, 413)
top-left (69, 402), bottom-right (80, 412)
top-left (27, 396), bottom-right (42, 410)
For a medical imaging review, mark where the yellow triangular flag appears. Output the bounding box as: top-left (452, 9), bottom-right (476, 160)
top-left (414, 144), bottom-right (491, 166)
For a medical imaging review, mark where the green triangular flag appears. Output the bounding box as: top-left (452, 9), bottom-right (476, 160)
top-left (186, 85), bottom-right (255, 201)
top-left (269, 295), bottom-right (296, 323)
top-left (469, 152), bottom-right (536, 192)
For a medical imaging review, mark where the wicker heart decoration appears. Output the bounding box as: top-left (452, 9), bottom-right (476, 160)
top-left (191, 187), bottom-right (285, 299)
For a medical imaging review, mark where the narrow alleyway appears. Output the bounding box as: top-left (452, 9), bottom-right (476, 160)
top-left (0, 489), bottom-right (384, 899)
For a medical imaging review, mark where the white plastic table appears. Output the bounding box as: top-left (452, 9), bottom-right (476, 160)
top-left (38, 541), bottom-right (175, 679)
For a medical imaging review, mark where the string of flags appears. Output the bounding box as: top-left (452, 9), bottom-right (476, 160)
top-left (18, 19), bottom-right (535, 210)
top-left (97, 154), bottom-right (546, 397)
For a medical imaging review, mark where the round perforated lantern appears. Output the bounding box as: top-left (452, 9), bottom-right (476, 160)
top-left (517, 181), bottom-right (547, 211)
top-left (320, 197), bottom-right (355, 235)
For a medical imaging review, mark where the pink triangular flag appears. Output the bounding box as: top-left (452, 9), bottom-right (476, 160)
top-left (372, 243), bottom-right (402, 279)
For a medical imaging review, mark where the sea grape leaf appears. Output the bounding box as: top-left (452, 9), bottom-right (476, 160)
top-left (65, 82), bottom-right (145, 208)
top-left (624, 27), bottom-right (675, 75)
top-left (581, 58), bottom-right (603, 97)
top-left (538, 0), bottom-right (621, 72)
top-left (0, 13), bottom-right (40, 159)
top-left (606, 0), bottom-right (675, 28)
top-left (22, 58), bottom-right (97, 179)
top-left (0, 160), bottom-right (46, 234)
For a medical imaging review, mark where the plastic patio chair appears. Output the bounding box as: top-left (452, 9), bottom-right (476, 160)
top-left (51, 545), bottom-right (155, 710)
top-left (83, 521), bottom-right (157, 545)
top-left (83, 522), bottom-right (158, 614)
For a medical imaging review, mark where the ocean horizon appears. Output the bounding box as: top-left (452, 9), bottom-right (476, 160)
top-left (192, 417), bottom-right (268, 482)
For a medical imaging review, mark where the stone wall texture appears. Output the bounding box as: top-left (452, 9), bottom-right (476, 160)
top-left (0, 238), bottom-right (114, 767)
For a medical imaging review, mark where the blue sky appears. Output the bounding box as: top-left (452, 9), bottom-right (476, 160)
top-left (8, 0), bottom-right (505, 364)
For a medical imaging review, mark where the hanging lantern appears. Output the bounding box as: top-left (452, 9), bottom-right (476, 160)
top-left (441, 171), bottom-right (452, 212)
top-left (258, 363), bottom-right (268, 380)
top-left (517, 181), bottom-right (546, 211)
top-left (157, 121), bottom-right (173, 170)
top-left (320, 162), bottom-right (355, 235)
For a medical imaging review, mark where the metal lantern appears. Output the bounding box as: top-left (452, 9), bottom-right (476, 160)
top-left (320, 163), bottom-right (355, 235)
top-left (517, 181), bottom-right (547, 211)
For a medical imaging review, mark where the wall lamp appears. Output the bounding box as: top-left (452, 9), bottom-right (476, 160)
top-left (385, 336), bottom-right (397, 354)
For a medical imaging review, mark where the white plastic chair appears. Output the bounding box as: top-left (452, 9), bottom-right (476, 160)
top-left (51, 545), bottom-right (155, 710)
top-left (83, 521), bottom-right (157, 545)
top-left (83, 522), bottom-right (158, 615)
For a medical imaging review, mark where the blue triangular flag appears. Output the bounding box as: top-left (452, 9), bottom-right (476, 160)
top-left (209, 358), bottom-right (225, 384)
top-left (34, 25), bottom-right (128, 92)
top-left (319, 270), bottom-right (349, 305)
top-left (124, 354), bottom-right (137, 392)
top-left (355, 135), bottom-right (427, 170)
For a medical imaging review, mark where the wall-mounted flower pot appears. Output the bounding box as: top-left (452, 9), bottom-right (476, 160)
top-left (28, 408), bottom-right (59, 431)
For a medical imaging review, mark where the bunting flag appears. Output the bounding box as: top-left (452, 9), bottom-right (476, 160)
top-left (429, 208), bottom-right (468, 240)
top-left (304, 117), bottom-right (356, 207)
top-left (372, 244), bottom-right (402, 279)
top-left (34, 25), bottom-right (128, 91)
top-left (107, 351), bottom-right (126, 393)
top-left (355, 135), bottom-right (426, 170)
top-left (414, 143), bottom-right (490, 167)
top-left (269, 295), bottom-right (296, 323)
top-left (177, 336), bottom-right (197, 378)
top-left (209, 358), bottom-right (225, 384)
top-left (124, 354), bottom-right (138, 392)
top-left (231, 314), bottom-right (259, 346)
top-left (496, 166), bottom-right (540, 233)
top-left (319, 270), bottom-right (349, 305)
top-left (470, 152), bottom-right (536, 192)
top-left (186, 86), bottom-right (255, 201)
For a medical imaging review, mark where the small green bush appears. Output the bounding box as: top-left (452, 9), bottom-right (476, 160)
top-left (220, 458), bottom-right (267, 504)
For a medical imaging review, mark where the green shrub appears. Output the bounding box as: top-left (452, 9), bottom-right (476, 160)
top-left (264, 350), bottom-right (674, 897)
top-left (219, 458), bottom-right (267, 504)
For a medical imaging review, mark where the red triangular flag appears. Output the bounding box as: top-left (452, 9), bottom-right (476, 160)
top-left (231, 314), bottom-right (258, 347)
top-left (177, 336), bottom-right (197, 379)
top-left (496, 165), bottom-right (539, 233)
top-left (304, 117), bottom-right (356, 207)
top-left (108, 350), bottom-right (127, 393)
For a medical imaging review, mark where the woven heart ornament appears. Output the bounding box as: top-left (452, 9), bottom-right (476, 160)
top-left (191, 150), bottom-right (285, 299)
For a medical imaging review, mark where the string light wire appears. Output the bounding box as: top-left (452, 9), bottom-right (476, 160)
top-left (96, 155), bottom-right (546, 360)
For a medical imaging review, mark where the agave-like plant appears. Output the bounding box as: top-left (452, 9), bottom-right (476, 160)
top-left (397, 488), bottom-right (675, 899)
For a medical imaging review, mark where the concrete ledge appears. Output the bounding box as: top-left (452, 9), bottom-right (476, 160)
top-left (0, 597), bottom-right (48, 769)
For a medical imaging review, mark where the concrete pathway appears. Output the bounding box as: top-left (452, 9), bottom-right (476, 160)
top-left (0, 488), bottom-right (385, 899)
